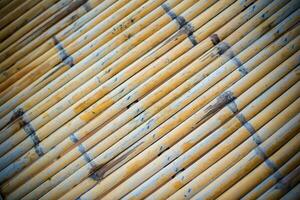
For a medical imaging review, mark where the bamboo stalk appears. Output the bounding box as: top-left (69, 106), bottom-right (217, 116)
top-left (0, 0), bottom-right (41, 30)
top-left (170, 107), bottom-right (300, 200)
top-left (0, 0), bottom-right (26, 19)
top-left (0, 0), bottom-right (63, 51)
top-left (0, 0), bottom-right (82, 60)
top-left (57, 27), bottom-right (300, 200)
top-left (151, 92), bottom-right (300, 200)
top-left (0, 0), bottom-right (145, 99)
top-left (0, 0), bottom-right (225, 166)
top-left (114, 69), bottom-right (300, 200)
top-left (0, 1), bottom-right (298, 199)
top-left (0, 0), bottom-right (120, 82)
top-left (191, 132), bottom-right (300, 200)
top-left (0, 0), bottom-right (105, 70)
top-left (2, 1), bottom-right (289, 196)
top-left (0, 0), bottom-right (218, 150)
top-left (0, 0), bottom-right (188, 134)
top-left (256, 166), bottom-right (300, 200)
top-left (0, 0), bottom-right (114, 83)
top-left (243, 157), bottom-right (300, 200)
top-left (280, 183), bottom-right (300, 200)
top-left (0, 0), bottom-right (16, 11)
top-left (0, 0), bottom-right (187, 115)
top-left (218, 152), bottom-right (300, 199)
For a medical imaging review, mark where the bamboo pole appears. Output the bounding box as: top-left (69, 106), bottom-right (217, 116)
top-left (0, 0), bottom-right (220, 188)
top-left (0, 0), bottom-right (105, 69)
top-left (0, 0), bottom-right (207, 123)
top-left (20, 0), bottom-right (282, 198)
top-left (191, 133), bottom-right (300, 200)
top-left (19, 23), bottom-right (298, 200)
top-left (0, 0), bottom-right (64, 52)
top-left (243, 158), bottom-right (300, 200)
top-left (0, 0), bottom-right (16, 11)
top-left (0, 1), bottom-right (298, 199)
top-left (169, 108), bottom-right (300, 200)
top-left (151, 92), bottom-right (300, 200)
top-left (1, 0), bottom-right (289, 196)
top-left (114, 69), bottom-right (300, 199)
top-left (0, 0), bottom-right (114, 83)
top-left (0, 0), bottom-right (41, 30)
top-left (0, 0), bottom-right (190, 135)
top-left (0, 0), bottom-right (146, 100)
top-left (0, 0), bottom-right (223, 156)
top-left (0, 0), bottom-right (120, 82)
top-left (256, 166), bottom-right (300, 200)
top-left (280, 183), bottom-right (300, 200)
top-left (0, 0), bottom-right (85, 60)
top-left (55, 28), bottom-right (300, 200)
top-left (0, 0), bottom-right (26, 19)
top-left (0, 0), bottom-right (227, 166)
top-left (218, 152), bottom-right (300, 199)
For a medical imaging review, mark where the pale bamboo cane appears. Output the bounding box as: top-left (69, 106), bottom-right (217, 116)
top-left (218, 152), bottom-right (300, 199)
top-left (256, 166), bottom-right (300, 200)
top-left (106, 65), bottom-right (300, 200)
top-left (55, 28), bottom-right (300, 200)
top-left (191, 132), bottom-right (300, 200)
top-left (0, 0), bottom-right (120, 82)
top-left (151, 94), bottom-right (300, 200)
top-left (2, 1), bottom-right (290, 196)
top-left (0, 0), bottom-right (231, 164)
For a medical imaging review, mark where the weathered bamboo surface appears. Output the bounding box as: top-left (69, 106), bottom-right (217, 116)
top-left (0, 0), bottom-right (299, 199)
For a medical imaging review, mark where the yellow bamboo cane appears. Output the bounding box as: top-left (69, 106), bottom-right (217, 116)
top-left (0, 0), bottom-right (107, 81)
top-left (243, 157), bottom-right (300, 200)
top-left (0, 0), bottom-right (147, 101)
top-left (0, 0), bottom-right (41, 30)
top-left (0, 0), bottom-right (120, 81)
top-left (0, 0), bottom-right (201, 118)
top-left (256, 166), bottom-right (300, 200)
top-left (151, 93), bottom-right (300, 200)
top-left (0, 0), bottom-right (233, 166)
top-left (2, 1), bottom-right (292, 197)
top-left (0, 0), bottom-right (69, 59)
top-left (191, 133), bottom-right (300, 200)
top-left (0, 0), bottom-right (191, 135)
top-left (0, 0), bottom-right (102, 59)
top-left (0, 1), bottom-right (299, 199)
top-left (218, 152), bottom-right (300, 199)
top-left (56, 29), bottom-right (300, 200)
top-left (113, 69), bottom-right (300, 199)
